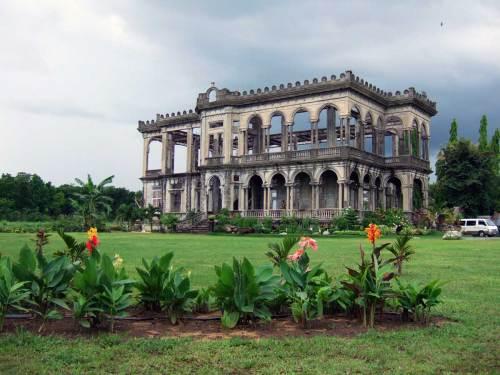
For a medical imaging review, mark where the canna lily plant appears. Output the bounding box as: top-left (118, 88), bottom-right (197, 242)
top-left (343, 224), bottom-right (396, 328)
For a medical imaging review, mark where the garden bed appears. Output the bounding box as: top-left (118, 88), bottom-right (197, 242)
top-left (1, 312), bottom-right (450, 340)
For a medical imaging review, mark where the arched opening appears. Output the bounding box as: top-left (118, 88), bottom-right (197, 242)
top-left (363, 113), bottom-right (376, 153)
top-left (270, 113), bottom-right (285, 152)
top-left (319, 170), bottom-right (338, 208)
top-left (292, 110), bottom-right (312, 150)
top-left (362, 174), bottom-right (371, 210)
top-left (385, 117), bottom-right (402, 157)
top-left (318, 106), bottom-right (338, 148)
top-left (208, 176), bottom-right (222, 214)
top-left (248, 175), bottom-right (264, 210)
top-left (247, 116), bottom-right (264, 154)
top-left (349, 171), bottom-right (360, 209)
top-left (147, 139), bottom-right (162, 170)
top-left (421, 123), bottom-right (429, 160)
top-left (174, 144), bottom-right (187, 174)
top-left (410, 120), bottom-right (420, 157)
top-left (293, 172), bottom-right (312, 210)
top-left (413, 178), bottom-right (424, 210)
top-left (270, 173), bottom-right (286, 210)
top-left (346, 107), bottom-right (361, 147)
top-left (208, 89), bottom-right (216, 103)
top-left (386, 177), bottom-right (402, 209)
top-left (375, 177), bottom-right (382, 209)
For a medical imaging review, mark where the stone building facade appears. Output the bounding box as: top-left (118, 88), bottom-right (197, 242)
top-left (138, 70), bottom-right (437, 221)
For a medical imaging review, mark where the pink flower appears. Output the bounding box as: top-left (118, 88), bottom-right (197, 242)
top-left (299, 237), bottom-right (318, 251)
top-left (287, 249), bottom-right (305, 261)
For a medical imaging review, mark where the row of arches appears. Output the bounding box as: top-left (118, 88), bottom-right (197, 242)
top-left (242, 107), bottom-right (429, 159)
top-left (207, 171), bottom-right (424, 214)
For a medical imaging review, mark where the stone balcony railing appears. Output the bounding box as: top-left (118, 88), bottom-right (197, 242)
top-left (206, 146), bottom-right (430, 171)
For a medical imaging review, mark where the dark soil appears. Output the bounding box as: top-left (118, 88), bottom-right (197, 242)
top-left (1, 311), bottom-right (450, 340)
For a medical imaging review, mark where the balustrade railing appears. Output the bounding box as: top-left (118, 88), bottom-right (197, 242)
top-left (207, 146), bottom-right (429, 170)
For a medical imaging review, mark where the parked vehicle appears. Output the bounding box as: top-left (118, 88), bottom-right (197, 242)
top-left (459, 218), bottom-right (498, 237)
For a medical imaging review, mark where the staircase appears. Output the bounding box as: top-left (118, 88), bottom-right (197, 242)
top-left (175, 212), bottom-right (210, 234)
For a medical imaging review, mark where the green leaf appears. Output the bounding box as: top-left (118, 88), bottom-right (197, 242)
top-left (221, 310), bottom-right (239, 328)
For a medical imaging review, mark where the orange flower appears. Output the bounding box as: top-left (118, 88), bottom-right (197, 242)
top-left (365, 223), bottom-right (381, 244)
top-left (86, 227), bottom-right (100, 254)
top-left (287, 249), bottom-right (305, 261)
top-left (299, 237), bottom-right (318, 251)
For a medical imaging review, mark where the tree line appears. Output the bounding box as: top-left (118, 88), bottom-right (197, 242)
top-left (432, 115), bottom-right (499, 216)
top-left (0, 173), bottom-right (143, 226)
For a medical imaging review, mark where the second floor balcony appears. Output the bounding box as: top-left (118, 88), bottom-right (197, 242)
top-left (205, 146), bottom-right (430, 171)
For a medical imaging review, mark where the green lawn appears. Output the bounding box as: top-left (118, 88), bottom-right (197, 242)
top-left (0, 232), bottom-right (499, 374)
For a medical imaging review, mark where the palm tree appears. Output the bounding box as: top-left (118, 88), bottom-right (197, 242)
top-left (73, 175), bottom-right (114, 229)
top-left (387, 232), bottom-right (415, 275)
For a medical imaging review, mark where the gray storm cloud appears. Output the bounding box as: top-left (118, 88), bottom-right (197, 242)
top-left (1, 0), bottom-right (499, 189)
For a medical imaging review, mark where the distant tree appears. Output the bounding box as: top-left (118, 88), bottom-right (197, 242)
top-left (479, 115), bottom-right (489, 151)
top-left (435, 139), bottom-right (497, 216)
top-left (449, 118), bottom-right (458, 144)
top-left (491, 128), bottom-right (500, 174)
top-left (73, 175), bottom-right (114, 229)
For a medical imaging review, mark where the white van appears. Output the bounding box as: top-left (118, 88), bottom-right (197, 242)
top-left (459, 218), bottom-right (499, 237)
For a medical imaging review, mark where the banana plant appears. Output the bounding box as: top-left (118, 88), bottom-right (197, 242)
top-left (0, 257), bottom-right (30, 331)
top-left (213, 257), bottom-right (280, 328)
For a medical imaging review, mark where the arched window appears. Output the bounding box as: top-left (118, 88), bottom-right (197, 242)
top-left (147, 139), bottom-right (162, 170)
top-left (248, 175), bottom-right (264, 210)
top-left (319, 170), bottom-right (338, 208)
top-left (293, 172), bottom-right (312, 210)
top-left (208, 89), bottom-right (216, 102)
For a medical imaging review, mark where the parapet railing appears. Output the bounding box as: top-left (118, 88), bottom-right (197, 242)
top-left (205, 146), bottom-right (430, 170)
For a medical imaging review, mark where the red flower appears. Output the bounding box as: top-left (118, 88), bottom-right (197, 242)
top-left (287, 249), bottom-right (305, 261)
top-left (86, 235), bottom-right (99, 254)
top-left (299, 237), bottom-right (318, 251)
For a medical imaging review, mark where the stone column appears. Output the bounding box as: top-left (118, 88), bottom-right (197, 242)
top-left (402, 184), bottom-right (413, 213)
top-left (266, 126), bottom-right (271, 153)
top-left (142, 137), bottom-right (149, 177)
top-left (358, 121), bottom-right (365, 150)
top-left (186, 128), bottom-right (193, 173)
top-left (161, 131), bottom-right (168, 174)
top-left (358, 185), bottom-right (364, 211)
top-left (168, 133), bottom-right (175, 172)
top-left (344, 117), bottom-right (350, 146)
top-left (327, 107), bottom-right (336, 147)
top-left (282, 124), bottom-right (288, 152)
top-left (285, 184), bottom-right (291, 212)
top-left (288, 123), bottom-right (294, 151)
top-left (310, 121), bottom-right (318, 149)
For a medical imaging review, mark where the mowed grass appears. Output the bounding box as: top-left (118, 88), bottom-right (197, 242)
top-left (0, 232), bottom-right (499, 374)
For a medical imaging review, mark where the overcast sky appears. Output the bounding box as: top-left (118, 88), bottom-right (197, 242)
top-left (1, 0), bottom-right (499, 190)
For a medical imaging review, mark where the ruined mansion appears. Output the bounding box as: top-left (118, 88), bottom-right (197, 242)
top-left (138, 70), bottom-right (436, 221)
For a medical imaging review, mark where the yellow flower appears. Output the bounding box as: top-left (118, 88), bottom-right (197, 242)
top-left (87, 227), bottom-right (98, 240)
top-left (113, 253), bottom-right (124, 268)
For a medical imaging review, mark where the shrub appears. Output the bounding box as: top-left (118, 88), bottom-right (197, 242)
top-left (387, 232), bottom-right (415, 275)
top-left (212, 257), bottom-right (280, 328)
top-left (72, 251), bottom-right (134, 331)
top-left (395, 280), bottom-right (444, 323)
top-left (0, 257), bottom-right (30, 331)
top-left (53, 231), bottom-right (88, 263)
top-left (13, 245), bottom-right (75, 331)
top-left (135, 252), bottom-right (198, 324)
top-left (265, 235), bottom-right (300, 267)
top-left (160, 214), bottom-right (179, 232)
